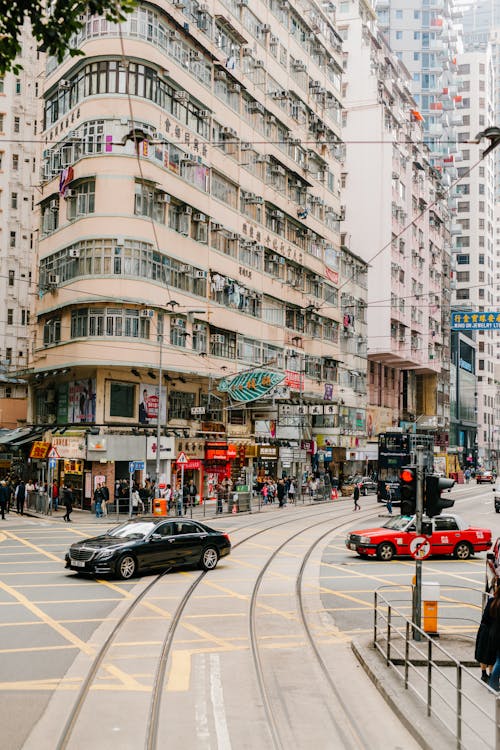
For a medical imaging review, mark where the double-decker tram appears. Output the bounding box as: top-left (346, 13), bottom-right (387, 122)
top-left (377, 432), bottom-right (434, 502)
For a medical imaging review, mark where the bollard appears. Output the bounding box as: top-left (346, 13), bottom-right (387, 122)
top-left (422, 581), bottom-right (440, 635)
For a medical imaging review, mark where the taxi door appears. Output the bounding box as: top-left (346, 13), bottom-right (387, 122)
top-left (397, 519), bottom-right (417, 555)
top-left (429, 517), bottom-right (460, 555)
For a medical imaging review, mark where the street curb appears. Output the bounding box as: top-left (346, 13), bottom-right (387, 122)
top-left (351, 637), bottom-right (454, 750)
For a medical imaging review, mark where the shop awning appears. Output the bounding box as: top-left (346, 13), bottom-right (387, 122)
top-left (0, 427), bottom-right (34, 445)
top-left (9, 429), bottom-right (45, 447)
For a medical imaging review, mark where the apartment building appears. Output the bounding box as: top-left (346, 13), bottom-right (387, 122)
top-left (339, 0), bottom-right (451, 455)
top-left (0, 27), bottom-right (38, 428)
top-left (452, 48), bottom-right (496, 464)
top-left (26, 0), bottom-right (367, 503)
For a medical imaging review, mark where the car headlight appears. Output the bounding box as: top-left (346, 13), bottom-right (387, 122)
top-left (359, 536), bottom-right (371, 544)
top-left (96, 549), bottom-right (115, 560)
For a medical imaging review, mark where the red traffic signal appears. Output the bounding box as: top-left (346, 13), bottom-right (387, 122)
top-left (399, 465), bottom-right (417, 515)
top-left (400, 468), bottom-right (416, 483)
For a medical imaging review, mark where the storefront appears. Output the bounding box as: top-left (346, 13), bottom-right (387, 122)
top-left (50, 434), bottom-right (88, 508)
top-left (257, 445), bottom-right (278, 481)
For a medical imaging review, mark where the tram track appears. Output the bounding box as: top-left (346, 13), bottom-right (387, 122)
top-left (55, 501), bottom-right (359, 750)
top-left (249, 507), bottom-right (375, 750)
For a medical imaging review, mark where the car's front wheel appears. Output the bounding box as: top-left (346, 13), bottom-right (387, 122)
top-left (117, 554), bottom-right (137, 579)
top-left (200, 546), bottom-right (219, 570)
top-left (376, 542), bottom-right (395, 561)
top-left (454, 542), bottom-right (472, 560)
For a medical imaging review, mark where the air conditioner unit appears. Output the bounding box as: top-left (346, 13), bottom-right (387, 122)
top-left (271, 210), bottom-right (284, 219)
top-left (174, 90), bottom-right (189, 101)
top-left (193, 323), bottom-right (206, 332)
top-left (199, 109), bottom-right (211, 119)
top-left (266, 115), bottom-right (276, 125)
top-left (253, 196), bottom-right (265, 204)
top-left (157, 193), bottom-right (170, 204)
top-left (271, 165), bottom-right (286, 176)
top-left (49, 199), bottom-right (59, 210)
top-left (241, 142), bottom-right (252, 151)
top-left (260, 24), bottom-right (271, 33)
top-left (189, 50), bottom-right (202, 60)
top-left (256, 154), bottom-right (271, 163)
top-left (270, 35), bottom-right (279, 45)
top-left (271, 254), bottom-right (279, 262)
top-left (48, 273), bottom-right (59, 286)
top-left (178, 266), bottom-right (190, 273)
top-left (173, 317), bottom-right (185, 326)
top-left (58, 79), bottom-right (71, 90)
top-left (194, 270), bottom-right (207, 279)
top-left (237, 0), bottom-right (249, 5)
top-left (229, 83), bottom-right (241, 93)
top-left (215, 70), bottom-right (227, 81)
top-left (223, 126), bottom-right (237, 136)
top-left (228, 232), bottom-right (240, 240)
top-left (181, 206), bottom-right (193, 215)
top-left (210, 334), bottom-right (225, 343)
top-left (254, 59), bottom-right (265, 68)
top-left (169, 30), bottom-right (181, 39)
top-left (211, 222), bottom-right (223, 231)
top-left (68, 248), bottom-right (80, 258)
top-left (141, 309), bottom-right (154, 318)
top-left (173, 0), bottom-right (185, 7)
top-left (271, 90), bottom-right (288, 100)
top-left (293, 61), bottom-right (307, 72)
top-left (398, 335), bottom-right (406, 342)
top-left (193, 213), bottom-right (206, 222)
top-left (248, 102), bottom-right (265, 113)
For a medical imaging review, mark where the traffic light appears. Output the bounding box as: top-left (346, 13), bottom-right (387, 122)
top-left (399, 466), bottom-right (417, 515)
top-left (424, 475), bottom-right (455, 517)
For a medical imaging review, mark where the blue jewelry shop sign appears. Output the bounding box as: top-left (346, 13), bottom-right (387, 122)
top-left (451, 312), bottom-right (500, 330)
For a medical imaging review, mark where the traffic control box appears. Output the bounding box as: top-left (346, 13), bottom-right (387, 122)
top-left (153, 498), bottom-right (167, 516)
top-left (422, 581), bottom-right (440, 635)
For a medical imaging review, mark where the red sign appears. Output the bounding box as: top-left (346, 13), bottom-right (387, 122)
top-left (227, 444), bottom-right (237, 459)
top-left (285, 370), bottom-right (304, 391)
top-left (176, 459), bottom-right (201, 470)
top-left (205, 442), bottom-right (228, 461)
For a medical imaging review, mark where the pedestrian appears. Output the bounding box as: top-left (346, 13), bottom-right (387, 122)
top-left (100, 481), bottom-right (109, 516)
top-left (488, 586), bottom-right (500, 690)
top-left (465, 468), bottom-right (471, 484)
top-left (93, 483), bottom-right (103, 518)
top-left (187, 480), bottom-right (197, 511)
top-left (262, 483), bottom-right (269, 505)
top-left (216, 483), bottom-right (223, 514)
top-left (353, 483), bottom-right (360, 511)
top-left (288, 478), bottom-right (295, 504)
top-left (176, 485), bottom-right (183, 516)
top-left (165, 484), bottom-right (173, 512)
top-left (15, 480), bottom-right (25, 515)
top-left (51, 480), bottom-right (59, 511)
top-left (0, 480), bottom-right (9, 520)
top-left (475, 592), bottom-right (496, 683)
top-left (385, 484), bottom-right (393, 515)
top-left (62, 483), bottom-right (74, 522)
top-left (277, 479), bottom-right (285, 508)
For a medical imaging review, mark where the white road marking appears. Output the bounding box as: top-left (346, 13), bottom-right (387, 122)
top-left (194, 654), bottom-right (210, 749)
top-left (209, 653), bottom-right (232, 750)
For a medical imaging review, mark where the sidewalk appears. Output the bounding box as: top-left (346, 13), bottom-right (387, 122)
top-left (353, 634), bottom-right (498, 750)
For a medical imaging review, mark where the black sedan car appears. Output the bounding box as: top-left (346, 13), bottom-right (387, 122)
top-left (65, 518), bottom-right (231, 579)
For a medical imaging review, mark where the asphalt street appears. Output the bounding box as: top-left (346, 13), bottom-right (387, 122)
top-left (0, 482), bottom-right (495, 749)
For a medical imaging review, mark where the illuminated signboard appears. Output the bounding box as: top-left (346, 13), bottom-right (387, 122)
top-left (218, 370), bottom-right (285, 403)
top-left (451, 312), bottom-right (500, 330)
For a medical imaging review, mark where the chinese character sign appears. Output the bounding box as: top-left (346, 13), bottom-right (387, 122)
top-left (451, 312), bottom-right (500, 330)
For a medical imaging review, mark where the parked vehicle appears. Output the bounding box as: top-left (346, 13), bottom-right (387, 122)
top-left (493, 480), bottom-right (500, 513)
top-left (345, 514), bottom-right (491, 561)
top-left (477, 470), bottom-right (495, 484)
top-left (65, 518), bottom-right (231, 579)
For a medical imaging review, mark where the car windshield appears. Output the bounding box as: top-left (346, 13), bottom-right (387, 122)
top-left (107, 522), bottom-right (156, 538)
top-left (383, 516), bottom-right (413, 531)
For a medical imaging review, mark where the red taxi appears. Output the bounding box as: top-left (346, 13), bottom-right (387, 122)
top-left (345, 514), bottom-right (491, 561)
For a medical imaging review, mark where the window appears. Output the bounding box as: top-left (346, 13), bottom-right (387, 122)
top-left (8, 270), bottom-right (14, 287)
top-left (395, 30), bottom-right (402, 40)
top-left (9, 231), bottom-right (16, 248)
top-left (12, 154), bottom-right (18, 170)
top-left (434, 517), bottom-right (459, 532)
top-left (67, 179), bottom-right (95, 219)
top-left (168, 390), bottom-right (195, 419)
top-left (15, 79), bottom-right (21, 94)
top-left (479, 254), bottom-right (485, 264)
top-left (13, 116), bottom-right (20, 133)
top-left (43, 318), bottom-right (61, 345)
top-left (456, 289), bottom-right (469, 300)
top-left (170, 316), bottom-right (187, 347)
top-left (134, 181), bottom-right (166, 223)
top-left (0, 114), bottom-right (4, 132)
top-left (70, 307), bottom-right (150, 339)
top-left (11, 192), bottom-right (17, 209)
top-left (0, 77), bottom-right (3, 93)
top-left (109, 382), bottom-right (135, 418)
top-left (7, 309), bottom-right (13, 325)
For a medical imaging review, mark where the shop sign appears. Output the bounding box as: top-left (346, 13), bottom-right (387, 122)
top-left (245, 445), bottom-right (258, 458)
top-left (87, 436), bottom-right (106, 452)
top-left (205, 442), bottom-right (228, 460)
top-left (218, 370), bottom-right (285, 403)
top-left (176, 459), bottom-right (201, 470)
top-left (284, 370), bottom-right (304, 391)
top-left (201, 421), bottom-right (225, 433)
top-left (63, 459), bottom-right (83, 474)
top-left (324, 383), bottom-right (334, 401)
top-left (29, 442), bottom-right (51, 460)
top-left (301, 440), bottom-right (315, 454)
top-left (51, 436), bottom-right (86, 459)
top-left (227, 444), bottom-right (237, 459)
top-left (259, 445), bottom-right (278, 460)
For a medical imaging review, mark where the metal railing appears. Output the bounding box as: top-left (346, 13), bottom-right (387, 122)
top-left (374, 585), bottom-right (500, 750)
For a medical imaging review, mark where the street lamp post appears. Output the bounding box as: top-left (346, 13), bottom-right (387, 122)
top-left (155, 326), bottom-right (164, 488)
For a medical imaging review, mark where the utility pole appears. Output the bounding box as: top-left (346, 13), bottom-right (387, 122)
top-left (413, 445), bottom-right (425, 640)
top-left (155, 324), bottom-right (164, 487)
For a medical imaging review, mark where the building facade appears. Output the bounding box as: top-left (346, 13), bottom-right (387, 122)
top-left (0, 26), bottom-right (38, 428)
top-left (28, 0), bottom-right (366, 504)
top-left (339, 0), bottom-right (452, 456)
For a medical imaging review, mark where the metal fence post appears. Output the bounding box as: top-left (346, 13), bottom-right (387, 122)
top-left (374, 590), bottom-right (378, 645)
top-left (405, 621), bottom-right (410, 689)
top-left (386, 605), bottom-right (391, 666)
top-left (427, 638), bottom-right (432, 717)
top-left (457, 664), bottom-right (462, 750)
top-left (495, 695), bottom-right (500, 750)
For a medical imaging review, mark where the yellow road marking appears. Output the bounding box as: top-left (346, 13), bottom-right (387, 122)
top-left (2, 530), bottom-right (62, 562)
top-left (166, 650), bottom-right (192, 691)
